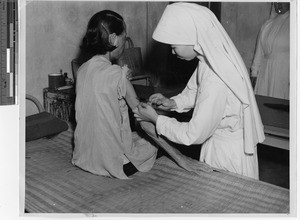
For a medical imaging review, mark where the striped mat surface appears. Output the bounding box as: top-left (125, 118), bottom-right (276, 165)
top-left (25, 130), bottom-right (289, 213)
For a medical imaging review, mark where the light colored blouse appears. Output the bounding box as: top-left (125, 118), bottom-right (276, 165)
top-left (72, 56), bottom-right (157, 179)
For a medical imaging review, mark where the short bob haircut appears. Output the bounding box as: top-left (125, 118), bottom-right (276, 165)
top-left (81, 10), bottom-right (126, 56)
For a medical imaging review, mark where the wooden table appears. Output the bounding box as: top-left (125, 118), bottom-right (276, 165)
top-left (43, 87), bottom-right (75, 122)
top-left (255, 95), bottom-right (289, 150)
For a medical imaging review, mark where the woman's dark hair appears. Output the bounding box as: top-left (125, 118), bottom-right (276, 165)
top-left (81, 10), bottom-right (125, 57)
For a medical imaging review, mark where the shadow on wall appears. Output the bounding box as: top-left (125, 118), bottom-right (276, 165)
top-left (143, 41), bottom-right (198, 88)
top-left (142, 1), bottom-right (221, 89)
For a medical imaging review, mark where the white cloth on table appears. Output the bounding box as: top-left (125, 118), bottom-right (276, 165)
top-left (72, 55), bottom-right (157, 179)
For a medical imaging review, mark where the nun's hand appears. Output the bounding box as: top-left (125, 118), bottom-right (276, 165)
top-left (133, 102), bottom-right (158, 124)
top-left (148, 93), bottom-right (177, 111)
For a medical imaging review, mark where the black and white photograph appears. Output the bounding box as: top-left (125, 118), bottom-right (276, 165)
top-left (0, 0), bottom-right (299, 219)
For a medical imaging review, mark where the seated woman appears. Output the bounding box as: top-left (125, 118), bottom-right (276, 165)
top-left (72, 10), bottom-right (157, 179)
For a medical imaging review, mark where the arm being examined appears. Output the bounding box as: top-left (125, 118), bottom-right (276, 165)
top-left (125, 79), bottom-right (140, 110)
top-left (156, 79), bottom-right (227, 146)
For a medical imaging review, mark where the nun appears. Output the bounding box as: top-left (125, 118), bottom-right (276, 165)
top-left (134, 2), bottom-right (265, 179)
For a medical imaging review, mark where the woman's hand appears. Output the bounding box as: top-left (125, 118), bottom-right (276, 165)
top-left (148, 93), bottom-right (177, 111)
top-left (133, 102), bottom-right (158, 124)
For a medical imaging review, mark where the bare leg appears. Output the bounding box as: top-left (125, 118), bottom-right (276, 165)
top-left (139, 121), bottom-right (214, 174)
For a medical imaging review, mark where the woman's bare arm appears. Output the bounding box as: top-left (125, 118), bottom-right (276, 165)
top-left (125, 79), bottom-right (140, 110)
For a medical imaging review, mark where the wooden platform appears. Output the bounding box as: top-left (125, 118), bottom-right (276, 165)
top-left (255, 95), bottom-right (289, 150)
top-left (25, 130), bottom-right (289, 213)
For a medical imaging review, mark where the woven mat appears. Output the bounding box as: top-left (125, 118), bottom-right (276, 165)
top-left (25, 130), bottom-right (289, 213)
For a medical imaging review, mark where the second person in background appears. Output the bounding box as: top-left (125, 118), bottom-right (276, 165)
top-left (250, 2), bottom-right (290, 99)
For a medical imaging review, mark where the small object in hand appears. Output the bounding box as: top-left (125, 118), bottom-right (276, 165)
top-left (150, 102), bottom-right (159, 109)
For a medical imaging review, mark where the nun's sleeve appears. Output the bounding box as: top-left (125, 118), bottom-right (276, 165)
top-left (171, 69), bottom-right (198, 113)
top-left (156, 79), bottom-right (227, 146)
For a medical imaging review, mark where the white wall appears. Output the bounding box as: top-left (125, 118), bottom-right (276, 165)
top-left (221, 2), bottom-right (271, 69)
